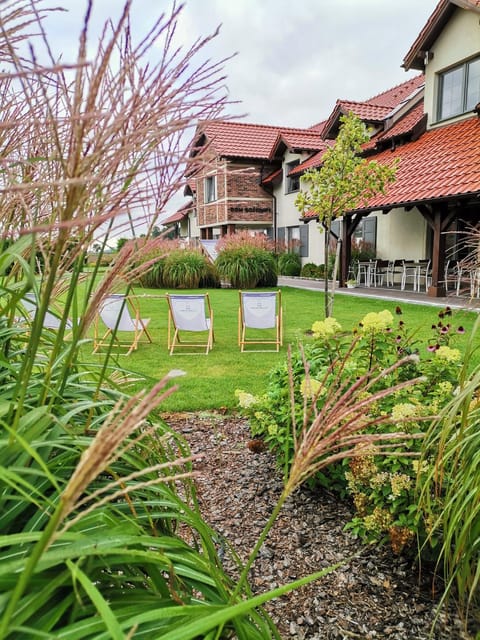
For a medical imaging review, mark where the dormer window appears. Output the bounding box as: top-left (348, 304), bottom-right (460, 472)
top-left (204, 175), bottom-right (217, 203)
top-left (285, 160), bottom-right (300, 194)
top-left (437, 56), bottom-right (480, 121)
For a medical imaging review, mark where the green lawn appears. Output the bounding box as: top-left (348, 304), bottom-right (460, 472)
top-left (85, 286), bottom-right (479, 412)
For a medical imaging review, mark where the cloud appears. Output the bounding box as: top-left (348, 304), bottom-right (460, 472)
top-left (40, 0), bottom-right (436, 127)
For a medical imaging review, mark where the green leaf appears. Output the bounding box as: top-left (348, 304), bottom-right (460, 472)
top-left (66, 559), bottom-right (125, 640)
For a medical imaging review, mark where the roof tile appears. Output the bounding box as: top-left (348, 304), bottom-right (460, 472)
top-left (365, 74), bottom-right (425, 108)
top-left (301, 117), bottom-right (480, 218)
top-left (196, 121), bottom-right (324, 160)
top-left (356, 117), bottom-right (480, 210)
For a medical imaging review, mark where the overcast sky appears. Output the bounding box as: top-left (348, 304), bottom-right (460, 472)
top-left (43, 0), bottom-right (438, 129)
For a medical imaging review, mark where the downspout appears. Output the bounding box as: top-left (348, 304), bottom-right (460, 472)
top-left (260, 161), bottom-right (277, 243)
top-left (272, 191), bottom-right (277, 243)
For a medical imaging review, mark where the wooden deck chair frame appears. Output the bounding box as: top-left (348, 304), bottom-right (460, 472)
top-left (93, 293), bottom-right (152, 355)
top-left (166, 293), bottom-right (214, 355)
top-left (238, 290), bottom-right (283, 352)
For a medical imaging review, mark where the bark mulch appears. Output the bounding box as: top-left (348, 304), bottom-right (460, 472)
top-left (163, 410), bottom-right (479, 640)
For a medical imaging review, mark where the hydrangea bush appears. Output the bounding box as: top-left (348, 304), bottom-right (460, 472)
top-left (236, 306), bottom-right (465, 555)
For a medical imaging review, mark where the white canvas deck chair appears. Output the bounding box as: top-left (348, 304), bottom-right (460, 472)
top-left (20, 293), bottom-right (73, 331)
top-left (93, 293), bottom-right (152, 355)
top-left (166, 293), bottom-right (214, 355)
top-left (238, 290), bottom-right (283, 352)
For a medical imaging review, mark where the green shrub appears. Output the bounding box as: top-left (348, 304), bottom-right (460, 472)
top-left (277, 252), bottom-right (301, 276)
top-left (139, 255), bottom-right (167, 287)
top-left (130, 237), bottom-right (180, 288)
top-left (216, 246), bottom-right (277, 289)
top-left (199, 261), bottom-right (221, 288)
top-left (236, 306), bottom-right (468, 558)
top-left (301, 262), bottom-right (323, 278)
top-left (163, 249), bottom-right (211, 289)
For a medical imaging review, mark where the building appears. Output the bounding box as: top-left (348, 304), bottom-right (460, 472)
top-left (170, 0), bottom-right (480, 298)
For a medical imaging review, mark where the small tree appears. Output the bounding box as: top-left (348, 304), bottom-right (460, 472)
top-left (295, 112), bottom-right (398, 317)
top-left (116, 237), bottom-right (129, 252)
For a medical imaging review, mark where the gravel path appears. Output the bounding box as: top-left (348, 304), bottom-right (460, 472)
top-left (165, 411), bottom-right (478, 640)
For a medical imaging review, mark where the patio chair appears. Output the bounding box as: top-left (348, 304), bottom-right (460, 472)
top-left (401, 260), bottom-right (418, 291)
top-left (20, 293), bottom-right (73, 330)
top-left (417, 260), bottom-right (431, 293)
top-left (373, 260), bottom-right (388, 287)
top-left (93, 293), bottom-right (152, 355)
top-left (444, 259), bottom-right (460, 293)
top-left (356, 260), bottom-right (371, 286)
top-left (166, 293), bottom-right (214, 355)
top-left (385, 260), bottom-right (403, 287)
top-left (238, 290), bottom-right (283, 352)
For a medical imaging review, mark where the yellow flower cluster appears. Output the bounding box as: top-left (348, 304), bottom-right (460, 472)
top-left (267, 422), bottom-right (278, 436)
top-left (435, 345), bottom-right (461, 362)
top-left (391, 402), bottom-right (417, 421)
top-left (359, 309), bottom-right (393, 333)
top-left (235, 390), bottom-right (257, 408)
top-left (311, 317), bottom-right (342, 339)
top-left (349, 444), bottom-right (378, 483)
top-left (390, 472), bottom-right (412, 497)
top-left (412, 459), bottom-right (430, 475)
top-left (437, 380), bottom-right (454, 396)
top-left (300, 377), bottom-right (323, 399)
top-left (363, 507), bottom-right (393, 532)
top-left (369, 471), bottom-right (390, 489)
top-left (353, 491), bottom-right (369, 516)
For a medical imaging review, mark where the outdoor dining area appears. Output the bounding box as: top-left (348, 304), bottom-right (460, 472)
top-left (352, 258), bottom-right (480, 297)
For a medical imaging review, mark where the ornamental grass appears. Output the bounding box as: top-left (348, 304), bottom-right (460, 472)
top-left (0, 2), bottom-right (298, 637)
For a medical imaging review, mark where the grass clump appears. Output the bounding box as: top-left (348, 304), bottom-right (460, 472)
top-left (215, 231), bottom-right (277, 288)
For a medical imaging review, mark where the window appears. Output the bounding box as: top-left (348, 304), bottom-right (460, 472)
top-left (285, 161), bottom-right (300, 194)
top-left (204, 175), bottom-right (217, 203)
top-left (287, 226), bottom-right (300, 252)
top-left (352, 217), bottom-right (377, 254)
top-left (437, 57), bottom-right (480, 121)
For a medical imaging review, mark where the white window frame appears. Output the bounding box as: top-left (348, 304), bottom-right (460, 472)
top-left (287, 226), bottom-right (300, 253)
top-left (204, 175), bottom-right (217, 203)
top-left (285, 161), bottom-right (300, 194)
top-left (437, 56), bottom-right (480, 121)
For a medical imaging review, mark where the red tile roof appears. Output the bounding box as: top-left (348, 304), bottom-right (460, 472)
top-left (334, 100), bottom-right (391, 122)
top-left (363, 101), bottom-right (426, 151)
top-left (163, 200), bottom-right (193, 224)
top-left (353, 117), bottom-right (480, 212)
top-left (308, 119), bottom-right (328, 133)
top-left (194, 121), bottom-right (325, 160)
top-left (288, 148), bottom-right (328, 176)
top-left (366, 74), bottom-right (425, 108)
top-left (322, 75), bottom-right (425, 140)
top-left (261, 167), bottom-right (283, 185)
top-left (301, 117), bottom-right (480, 218)
top-left (275, 130), bottom-right (326, 151)
top-left (194, 121), bottom-right (280, 159)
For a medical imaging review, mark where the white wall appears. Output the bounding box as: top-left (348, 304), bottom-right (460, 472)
top-left (375, 208), bottom-right (427, 260)
top-left (188, 210), bottom-right (200, 239)
top-left (424, 7), bottom-right (480, 127)
top-left (274, 150), bottom-right (328, 265)
top-left (305, 220), bottom-right (326, 265)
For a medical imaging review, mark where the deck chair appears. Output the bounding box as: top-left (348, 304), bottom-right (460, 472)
top-left (166, 293), bottom-right (214, 355)
top-left (238, 290), bottom-right (283, 352)
top-left (93, 293), bottom-right (152, 355)
top-left (20, 293), bottom-right (73, 330)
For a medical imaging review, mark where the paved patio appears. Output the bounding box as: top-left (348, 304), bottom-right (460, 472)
top-left (278, 276), bottom-right (480, 312)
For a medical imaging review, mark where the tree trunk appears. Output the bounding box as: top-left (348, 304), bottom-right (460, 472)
top-left (328, 238), bottom-right (342, 317)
